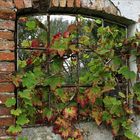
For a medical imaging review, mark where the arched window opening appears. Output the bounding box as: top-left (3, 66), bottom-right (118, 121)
top-left (17, 14), bottom-right (127, 126)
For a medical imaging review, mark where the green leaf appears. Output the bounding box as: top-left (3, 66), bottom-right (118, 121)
top-left (26, 20), bottom-right (36, 30)
top-left (7, 125), bottom-right (22, 133)
top-left (16, 114), bottom-right (29, 125)
top-left (119, 92), bottom-right (126, 98)
top-left (22, 72), bottom-right (37, 88)
top-left (112, 119), bottom-right (120, 134)
top-left (45, 76), bottom-right (64, 89)
top-left (43, 108), bottom-right (52, 118)
top-left (18, 60), bottom-right (27, 68)
top-left (124, 130), bottom-right (140, 140)
top-left (56, 88), bottom-right (64, 96)
top-left (118, 66), bottom-right (136, 80)
top-left (103, 96), bottom-right (122, 113)
top-left (11, 109), bottom-right (22, 116)
top-left (112, 56), bottom-right (122, 66)
top-left (21, 40), bottom-right (31, 48)
top-left (5, 98), bottom-right (16, 107)
top-left (50, 59), bottom-right (62, 73)
top-left (19, 89), bottom-right (31, 100)
top-left (33, 67), bottom-right (44, 78)
top-left (91, 86), bottom-right (101, 95)
top-left (95, 19), bottom-right (102, 24)
top-left (102, 111), bottom-right (111, 121)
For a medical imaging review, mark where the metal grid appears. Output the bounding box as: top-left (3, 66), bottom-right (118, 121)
top-left (17, 14), bottom-right (127, 127)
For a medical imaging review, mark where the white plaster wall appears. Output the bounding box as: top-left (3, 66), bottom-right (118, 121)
top-left (111, 0), bottom-right (140, 21)
top-left (112, 0), bottom-right (140, 31)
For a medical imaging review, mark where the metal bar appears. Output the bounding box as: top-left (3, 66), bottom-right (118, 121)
top-left (17, 47), bottom-right (47, 51)
top-left (47, 14), bottom-right (51, 108)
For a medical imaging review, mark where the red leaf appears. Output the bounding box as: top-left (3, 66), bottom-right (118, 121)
top-left (91, 109), bottom-right (102, 126)
top-left (63, 31), bottom-right (70, 38)
top-left (26, 58), bottom-right (32, 65)
top-left (63, 106), bottom-right (78, 119)
top-left (53, 32), bottom-right (62, 41)
top-left (31, 39), bottom-right (39, 48)
top-left (85, 89), bottom-right (97, 104)
top-left (77, 95), bottom-right (88, 108)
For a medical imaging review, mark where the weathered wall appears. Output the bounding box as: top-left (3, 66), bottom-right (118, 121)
top-left (112, 0), bottom-right (140, 31)
top-left (112, 0), bottom-right (140, 21)
top-left (0, 0), bottom-right (139, 139)
top-left (111, 0), bottom-right (140, 138)
top-left (18, 122), bottom-right (113, 140)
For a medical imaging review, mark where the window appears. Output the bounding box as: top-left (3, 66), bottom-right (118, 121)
top-left (17, 14), bottom-right (127, 125)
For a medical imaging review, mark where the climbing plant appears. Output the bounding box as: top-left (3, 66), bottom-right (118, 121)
top-left (5, 15), bottom-right (140, 140)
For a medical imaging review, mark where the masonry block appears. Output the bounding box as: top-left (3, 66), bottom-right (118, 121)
top-left (75, 0), bottom-right (81, 7)
top-left (0, 20), bottom-right (15, 31)
top-left (67, 0), bottom-right (74, 7)
top-left (0, 40), bottom-right (15, 51)
top-left (60, 0), bottom-right (67, 7)
top-left (0, 73), bottom-right (12, 83)
top-left (0, 52), bottom-right (15, 61)
top-left (0, 62), bottom-right (15, 72)
top-left (0, 84), bottom-right (15, 93)
top-left (51, 0), bottom-right (59, 7)
top-left (0, 117), bottom-right (15, 127)
top-left (23, 0), bottom-right (32, 8)
top-left (0, 31), bottom-right (14, 41)
top-left (0, 106), bottom-right (11, 116)
top-left (0, 0), bottom-right (14, 9)
top-left (14, 0), bottom-right (25, 9)
top-left (0, 9), bottom-right (16, 20)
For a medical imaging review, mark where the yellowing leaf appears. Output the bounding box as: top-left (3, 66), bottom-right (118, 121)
top-left (11, 109), bottom-right (22, 116)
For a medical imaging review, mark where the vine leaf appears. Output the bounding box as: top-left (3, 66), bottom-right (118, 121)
top-left (95, 19), bottom-right (102, 25)
top-left (19, 90), bottom-right (31, 100)
top-left (18, 60), bottom-right (27, 68)
top-left (77, 95), bottom-right (88, 108)
top-left (16, 114), bottom-right (29, 125)
top-left (91, 109), bottom-right (102, 126)
top-left (26, 20), bottom-right (36, 30)
top-left (5, 98), bottom-right (16, 107)
top-left (55, 88), bottom-right (68, 103)
top-left (7, 125), bottom-right (22, 134)
top-left (43, 108), bottom-right (53, 122)
top-left (119, 92), bottom-right (126, 98)
top-left (11, 109), bottom-right (22, 116)
top-left (22, 72), bottom-right (37, 88)
top-left (118, 66), bottom-right (136, 80)
top-left (112, 119), bottom-right (120, 136)
top-left (21, 40), bottom-right (31, 48)
top-left (124, 130), bottom-right (140, 140)
top-left (63, 106), bottom-right (78, 119)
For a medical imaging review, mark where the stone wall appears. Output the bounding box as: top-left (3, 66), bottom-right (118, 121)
top-left (0, 0), bottom-right (138, 140)
top-left (18, 122), bottom-right (113, 140)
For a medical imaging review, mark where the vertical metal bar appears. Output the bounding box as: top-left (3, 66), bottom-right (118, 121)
top-left (47, 14), bottom-right (51, 108)
top-left (76, 16), bottom-right (80, 88)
